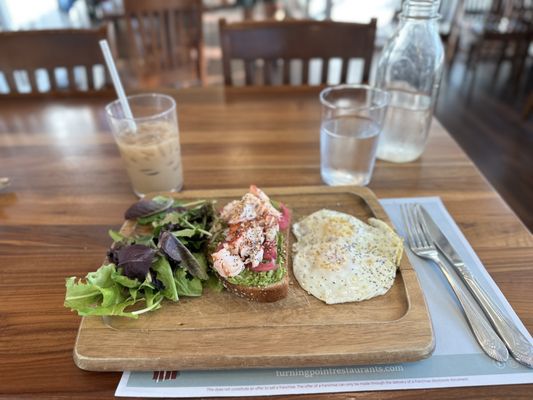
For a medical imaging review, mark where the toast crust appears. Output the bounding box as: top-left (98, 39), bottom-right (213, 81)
top-left (221, 271), bottom-right (289, 302)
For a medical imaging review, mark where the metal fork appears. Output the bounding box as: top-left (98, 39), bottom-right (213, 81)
top-left (401, 204), bottom-right (509, 362)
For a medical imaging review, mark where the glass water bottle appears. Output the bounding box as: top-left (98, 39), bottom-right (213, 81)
top-left (375, 0), bottom-right (444, 163)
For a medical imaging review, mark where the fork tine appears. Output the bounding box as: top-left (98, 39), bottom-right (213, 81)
top-left (410, 204), bottom-right (428, 248)
top-left (401, 204), bottom-right (418, 249)
top-left (400, 204), bottom-right (413, 248)
top-left (415, 204), bottom-right (433, 246)
top-left (405, 204), bottom-right (422, 248)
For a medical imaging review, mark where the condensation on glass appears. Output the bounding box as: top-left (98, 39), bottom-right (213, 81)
top-left (375, 0), bottom-right (444, 163)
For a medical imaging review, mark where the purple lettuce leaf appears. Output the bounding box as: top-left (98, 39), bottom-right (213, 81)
top-left (117, 244), bottom-right (156, 280)
top-left (124, 198), bottom-right (174, 220)
top-left (158, 231), bottom-right (208, 280)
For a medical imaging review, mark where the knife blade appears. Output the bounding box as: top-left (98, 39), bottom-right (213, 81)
top-left (418, 205), bottom-right (533, 368)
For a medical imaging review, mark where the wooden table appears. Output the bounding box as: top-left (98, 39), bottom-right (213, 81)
top-left (0, 86), bottom-right (531, 399)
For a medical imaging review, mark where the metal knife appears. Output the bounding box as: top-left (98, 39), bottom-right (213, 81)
top-left (418, 205), bottom-right (533, 368)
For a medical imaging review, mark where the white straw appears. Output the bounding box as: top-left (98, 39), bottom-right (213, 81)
top-left (99, 39), bottom-right (136, 129)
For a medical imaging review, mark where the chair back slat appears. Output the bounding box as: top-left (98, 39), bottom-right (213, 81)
top-left (28, 70), bottom-right (39, 92)
top-left (123, 0), bottom-right (204, 85)
top-left (244, 60), bottom-right (255, 86)
top-left (46, 68), bottom-right (58, 91)
top-left (177, 11), bottom-right (188, 65)
top-left (263, 59), bottom-right (272, 85)
top-left (157, 11), bottom-right (169, 69)
top-left (150, 12), bottom-right (162, 70)
top-left (168, 10), bottom-right (178, 69)
top-left (340, 57), bottom-right (350, 84)
top-left (67, 68), bottom-right (77, 92)
top-left (282, 59), bottom-right (291, 84)
top-left (85, 64), bottom-right (95, 90)
top-left (4, 71), bottom-right (17, 92)
top-left (321, 58), bottom-right (330, 84)
top-left (301, 59), bottom-right (309, 85)
top-left (219, 18), bottom-right (376, 86)
top-left (0, 27), bottom-right (112, 96)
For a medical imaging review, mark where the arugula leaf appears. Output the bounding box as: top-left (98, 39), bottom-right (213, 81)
top-left (151, 256), bottom-right (179, 301)
top-left (132, 235), bottom-right (155, 247)
top-left (109, 229), bottom-right (128, 243)
top-left (109, 230), bottom-right (154, 248)
top-left (174, 268), bottom-right (203, 297)
top-left (173, 228), bottom-right (197, 238)
top-left (192, 252), bottom-right (208, 277)
top-left (137, 213), bottom-right (166, 225)
top-left (159, 212), bottom-right (212, 238)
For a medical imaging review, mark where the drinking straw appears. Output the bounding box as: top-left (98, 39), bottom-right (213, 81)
top-left (99, 39), bottom-right (136, 130)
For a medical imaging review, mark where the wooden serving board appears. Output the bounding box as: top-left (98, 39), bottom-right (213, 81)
top-left (74, 186), bottom-right (434, 371)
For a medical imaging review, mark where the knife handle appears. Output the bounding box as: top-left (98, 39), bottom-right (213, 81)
top-left (455, 264), bottom-right (533, 368)
top-left (433, 257), bottom-right (508, 362)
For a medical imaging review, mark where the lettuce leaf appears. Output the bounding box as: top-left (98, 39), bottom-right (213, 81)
top-left (174, 268), bottom-right (203, 297)
top-left (192, 252), bottom-right (208, 276)
top-left (140, 287), bottom-right (164, 313)
top-left (151, 257), bottom-right (178, 301)
top-left (65, 264), bottom-right (139, 318)
top-left (204, 274), bottom-right (224, 293)
top-left (173, 228), bottom-right (197, 237)
top-left (74, 298), bottom-right (139, 318)
top-left (64, 277), bottom-right (101, 310)
top-left (109, 229), bottom-right (129, 243)
top-left (65, 199), bottom-right (216, 318)
top-left (86, 263), bottom-right (115, 287)
top-left (125, 197), bottom-right (173, 220)
top-left (117, 244), bottom-right (156, 280)
top-left (111, 269), bottom-right (141, 288)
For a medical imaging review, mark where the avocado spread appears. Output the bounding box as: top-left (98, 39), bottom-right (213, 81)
top-left (227, 232), bottom-right (286, 287)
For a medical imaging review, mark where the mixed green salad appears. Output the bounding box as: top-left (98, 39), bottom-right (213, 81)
top-left (64, 196), bottom-right (223, 319)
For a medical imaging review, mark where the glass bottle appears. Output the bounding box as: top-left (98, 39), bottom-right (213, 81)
top-left (375, 0), bottom-right (444, 163)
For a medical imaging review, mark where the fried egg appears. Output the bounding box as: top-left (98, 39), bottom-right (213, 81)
top-left (292, 209), bottom-right (403, 304)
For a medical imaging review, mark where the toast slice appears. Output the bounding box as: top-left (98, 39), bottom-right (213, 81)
top-left (208, 186), bottom-right (291, 303)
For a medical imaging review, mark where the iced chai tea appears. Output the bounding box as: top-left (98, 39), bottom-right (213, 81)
top-left (105, 94), bottom-right (183, 197)
top-left (116, 121), bottom-right (183, 196)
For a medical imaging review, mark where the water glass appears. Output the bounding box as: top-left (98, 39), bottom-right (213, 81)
top-left (319, 85), bottom-right (389, 186)
top-left (105, 93), bottom-right (184, 197)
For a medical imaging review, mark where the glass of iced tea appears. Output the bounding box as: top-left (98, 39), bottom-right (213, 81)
top-left (105, 93), bottom-right (183, 197)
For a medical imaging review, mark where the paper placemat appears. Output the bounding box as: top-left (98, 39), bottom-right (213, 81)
top-left (116, 197), bottom-right (533, 397)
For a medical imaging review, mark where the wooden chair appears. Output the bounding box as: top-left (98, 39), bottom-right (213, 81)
top-left (122, 0), bottom-right (205, 88)
top-left (463, 1), bottom-right (533, 97)
top-left (0, 27), bottom-right (112, 97)
top-left (219, 18), bottom-right (377, 86)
